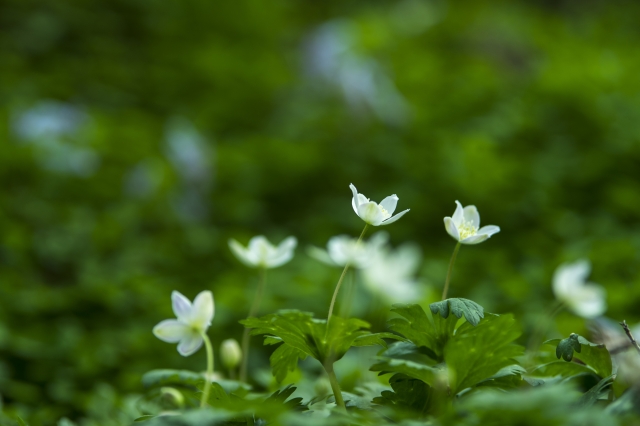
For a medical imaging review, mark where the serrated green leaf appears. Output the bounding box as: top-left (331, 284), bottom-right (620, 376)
top-left (554, 333), bottom-right (582, 361)
top-left (372, 373), bottom-right (433, 414)
top-left (444, 314), bottom-right (523, 394)
top-left (430, 298), bottom-right (485, 327)
top-left (389, 304), bottom-right (445, 359)
top-left (578, 374), bottom-right (615, 407)
top-left (371, 356), bottom-right (442, 386)
top-left (270, 344), bottom-right (307, 383)
top-left (142, 369), bottom-right (204, 388)
top-left (547, 335), bottom-right (612, 378)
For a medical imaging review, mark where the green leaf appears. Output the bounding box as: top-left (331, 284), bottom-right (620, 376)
top-left (555, 333), bottom-right (582, 361)
top-left (546, 335), bottom-right (612, 378)
top-left (133, 415), bottom-right (156, 422)
top-left (606, 386), bottom-right (640, 416)
top-left (578, 374), bottom-right (615, 407)
top-left (371, 341), bottom-right (441, 386)
top-left (389, 303), bottom-right (447, 359)
top-left (372, 373), bottom-right (433, 413)
top-left (532, 360), bottom-right (596, 378)
top-left (142, 369), bottom-right (204, 388)
top-left (444, 314), bottom-right (523, 394)
top-left (270, 344), bottom-right (307, 383)
top-left (429, 298), bottom-right (485, 327)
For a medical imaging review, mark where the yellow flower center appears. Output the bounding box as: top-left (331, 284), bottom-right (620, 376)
top-left (378, 205), bottom-right (391, 219)
top-left (458, 220), bottom-right (478, 239)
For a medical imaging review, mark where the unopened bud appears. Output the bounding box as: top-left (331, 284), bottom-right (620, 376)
top-left (220, 338), bottom-right (242, 370)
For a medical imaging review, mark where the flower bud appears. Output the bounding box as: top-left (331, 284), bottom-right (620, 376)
top-left (220, 338), bottom-right (242, 370)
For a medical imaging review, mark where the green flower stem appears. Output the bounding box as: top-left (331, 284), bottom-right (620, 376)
top-left (200, 333), bottom-right (215, 408)
top-left (240, 267), bottom-right (267, 382)
top-left (326, 224), bottom-right (368, 327)
top-left (441, 242), bottom-right (461, 300)
top-left (324, 363), bottom-right (346, 412)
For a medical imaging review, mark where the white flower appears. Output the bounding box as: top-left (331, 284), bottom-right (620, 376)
top-left (443, 200), bottom-right (500, 245)
top-left (308, 232), bottom-right (388, 269)
top-left (153, 290), bottom-right (215, 356)
top-left (350, 183), bottom-right (409, 226)
top-left (552, 259), bottom-right (606, 318)
top-left (228, 236), bottom-right (297, 268)
top-left (361, 242), bottom-right (422, 303)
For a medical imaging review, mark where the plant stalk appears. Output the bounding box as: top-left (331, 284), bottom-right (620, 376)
top-left (200, 333), bottom-right (215, 408)
top-left (240, 267), bottom-right (267, 382)
top-left (441, 242), bottom-right (461, 300)
top-left (325, 363), bottom-right (346, 412)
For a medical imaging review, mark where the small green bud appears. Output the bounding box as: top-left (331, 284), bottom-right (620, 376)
top-left (160, 387), bottom-right (185, 409)
top-left (220, 338), bottom-right (242, 370)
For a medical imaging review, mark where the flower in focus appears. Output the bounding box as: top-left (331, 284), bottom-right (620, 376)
top-left (220, 338), bottom-right (242, 370)
top-left (350, 183), bottom-right (409, 226)
top-left (153, 290), bottom-right (214, 356)
top-left (443, 201), bottom-right (500, 245)
top-left (552, 259), bottom-right (606, 318)
top-left (308, 232), bottom-right (388, 269)
top-left (228, 236), bottom-right (297, 268)
top-left (361, 241), bottom-right (423, 303)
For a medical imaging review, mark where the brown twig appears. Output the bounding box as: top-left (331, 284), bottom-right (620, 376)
top-left (619, 320), bottom-right (640, 356)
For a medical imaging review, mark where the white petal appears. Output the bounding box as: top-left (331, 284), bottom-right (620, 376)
top-left (229, 239), bottom-right (257, 268)
top-left (460, 234), bottom-right (489, 245)
top-left (570, 284), bottom-right (606, 318)
top-left (443, 217), bottom-right (460, 240)
top-left (380, 209), bottom-right (410, 226)
top-left (478, 225), bottom-right (500, 237)
top-left (379, 195), bottom-right (399, 215)
top-left (358, 201), bottom-right (385, 226)
top-left (462, 205), bottom-right (480, 227)
top-left (266, 236), bottom-right (297, 268)
top-left (153, 319), bottom-right (189, 343)
top-left (452, 201), bottom-right (464, 226)
top-left (191, 290), bottom-right (214, 330)
top-left (327, 235), bottom-right (352, 266)
top-left (171, 291), bottom-right (192, 322)
top-left (177, 332), bottom-right (204, 357)
top-left (552, 260), bottom-right (591, 298)
top-left (350, 184), bottom-right (360, 214)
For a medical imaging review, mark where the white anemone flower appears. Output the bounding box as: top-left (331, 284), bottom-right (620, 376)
top-left (228, 236), bottom-right (297, 269)
top-left (153, 290), bottom-right (214, 357)
top-left (361, 242), bottom-right (422, 303)
top-left (552, 259), bottom-right (606, 318)
top-left (350, 183), bottom-right (410, 226)
top-left (443, 201), bottom-right (500, 245)
top-left (308, 232), bottom-right (388, 269)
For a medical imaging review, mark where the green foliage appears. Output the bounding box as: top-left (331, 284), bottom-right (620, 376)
top-left (547, 335), bottom-right (613, 378)
top-left (429, 298), bottom-right (485, 327)
top-left (242, 310), bottom-right (400, 376)
top-left (578, 375), bottom-right (615, 407)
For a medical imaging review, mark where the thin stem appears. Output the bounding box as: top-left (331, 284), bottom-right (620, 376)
top-left (620, 320), bottom-right (640, 356)
top-left (338, 271), bottom-right (354, 318)
top-left (200, 333), bottom-right (215, 408)
top-left (325, 363), bottom-right (346, 412)
top-left (326, 224), bottom-right (368, 327)
top-left (525, 301), bottom-right (564, 366)
top-left (441, 242), bottom-right (461, 300)
top-left (240, 267), bottom-right (267, 382)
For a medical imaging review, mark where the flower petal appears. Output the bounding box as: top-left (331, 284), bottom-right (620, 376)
top-left (379, 195), bottom-right (399, 216)
top-left (380, 209), bottom-right (410, 226)
top-left (460, 234), bottom-right (489, 245)
top-left (171, 291), bottom-right (192, 322)
top-left (153, 319), bottom-right (189, 343)
top-left (191, 290), bottom-right (214, 330)
top-left (350, 184), bottom-right (360, 214)
top-left (478, 225), bottom-right (500, 237)
top-left (307, 246), bottom-right (337, 266)
top-left (443, 217), bottom-right (460, 240)
top-left (177, 332), bottom-right (204, 357)
top-left (462, 205), bottom-right (480, 227)
top-left (358, 201), bottom-right (385, 226)
top-left (452, 201), bottom-right (464, 226)
top-left (266, 236), bottom-right (297, 268)
top-left (228, 239), bottom-right (257, 268)
top-left (570, 284), bottom-right (606, 318)
top-left (553, 260), bottom-right (591, 298)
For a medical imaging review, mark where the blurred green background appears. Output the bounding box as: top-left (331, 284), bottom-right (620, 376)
top-left (2, 0), bottom-right (640, 423)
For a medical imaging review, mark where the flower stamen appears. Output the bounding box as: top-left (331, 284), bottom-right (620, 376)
top-left (458, 220), bottom-right (478, 240)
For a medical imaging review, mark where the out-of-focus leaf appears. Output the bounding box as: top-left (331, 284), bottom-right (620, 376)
top-left (546, 335), bottom-right (612, 378)
top-left (578, 374), bottom-right (615, 407)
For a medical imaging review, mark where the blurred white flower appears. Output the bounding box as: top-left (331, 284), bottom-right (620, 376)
top-left (220, 338), bottom-right (242, 370)
top-left (361, 242), bottom-right (422, 303)
top-left (153, 291), bottom-right (214, 356)
top-left (443, 201), bottom-right (500, 245)
top-left (228, 236), bottom-right (297, 269)
top-left (308, 232), bottom-right (388, 269)
top-left (552, 259), bottom-right (606, 318)
top-left (350, 183), bottom-right (409, 226)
